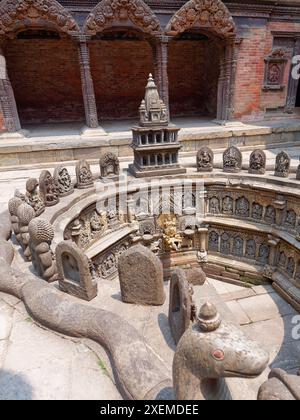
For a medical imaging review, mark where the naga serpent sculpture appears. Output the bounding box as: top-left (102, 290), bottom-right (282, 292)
top-left (258, 368), bottom-right (300, 400)
top-left (173, 302), bottom-right (270, 400)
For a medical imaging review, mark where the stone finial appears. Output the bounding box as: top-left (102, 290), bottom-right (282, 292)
top-left (197, 302), bottom-right (221, 332)
top-left (8, 196), bottom-right (23, 217)
top-left (139, 73), bottom-right (168, 127)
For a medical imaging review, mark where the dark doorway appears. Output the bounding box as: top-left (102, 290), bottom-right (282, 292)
top-left (295, 80), bottom-right (300, 107)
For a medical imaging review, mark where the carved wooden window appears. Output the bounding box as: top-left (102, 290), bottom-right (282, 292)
top-left (263, 49), bottom-right (288, 91)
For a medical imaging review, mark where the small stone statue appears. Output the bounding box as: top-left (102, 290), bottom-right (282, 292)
top-left (223, 146), bottom-right (242, 173)
top-left (258, 368), bottom-right (300, 400)
top-left (28, 218), bottom-right (58, 283)
top-left (53, 165), bottom-right (74, 197)
top-left (99, 152), bottom-right (120, 179)
top-left (173, 302), bottom-right (269, 400)
top-left (274, 151), bottom-right (290, 178)
top-left (17, 202), bottom-right (36, 261)
top-left (8, 197), bottom-right (23, 243)
top-left (162, 215), bottom-right (182, 252)
top-left (249, 149), bottom-right (266, 174)
top-left (25, 178), bottom-right (45, 216)
top-left (39, 170), bottom-right (59, 206)
top-left (75, 160), bottom-right (94, 189)
top-left (197, 147), bottom-right (214, 172)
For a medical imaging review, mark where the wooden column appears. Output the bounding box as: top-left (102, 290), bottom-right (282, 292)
top-left (0, 45), bottom-right (21, 133)
top-left (153, 35), bottom-right (170, 116)
top-left (76, 36), bottom-right (99, 129)
top-left (286, 37), bottom-right (300, 112)
top-left (217, 37), bottom-right (240, 122)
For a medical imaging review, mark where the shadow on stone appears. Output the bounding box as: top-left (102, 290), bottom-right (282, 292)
top-left (155, 386), bottom-right (174, 400)
top-left (111, 292), bottom-right (122, 302)
top-left (0, 369), bottom-right (33, 400)
top-left (158, 313), bottom-right (176, 351)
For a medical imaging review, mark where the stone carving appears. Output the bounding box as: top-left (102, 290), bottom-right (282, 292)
top-left (287, 257), bottom-right (295, 277)
top-left (285, 210), bottom-right (296, 227)
top-left (173, 302), bottom-right (269, 400)
top-left (296, 159), bottom-right (300, 181)
top-left (223, 146), bottom-right (242, 173)
top-left (197, 147), bottom-right (214, 172)
top-left (39, 170), bottom-right (59, 207)
top-left (165, 0), bottom-right (236, 38)
top-left (53, 165), bottom-right (74, 197)
top-left (93, 240), bottom-right (129, 280)
top-left (161, 215), bottom-right (182, 252)
top-left (258, 244), bottom-right (270, 263)
top-left (278, 251), bottom-right (287, 268)
top-left (75, 160), bottom-right (94, 189)
top-left (263, 265), bottom-right (275, 280)
top-left (252, 203), bottom-right (263, 220)
top-left (17, 203), bottom-right (36, 261)
top-left (14, 189), bottom-right (26, 202)
top-left (100, 152), bottom-right (120, 179)
top-left (245, 239), bottom-right (256, 259)
top-left (209, 231), bottom-right (219, 252)
top-left (236, 197), bottom-right (250, 218)
top-left (220, 232), bottom-right (230, 255)
top-left (0, 0), bottom-right (80, 36)
top-left (169, 269), bottom-right (197, 344)
top-left (263, 49), bottom-right (288, 91)
top-left (209, 197), bottom-right (220, 214)
top-left (56, 241), bottom-right (98, 301)
top-left (139, 219), bottom-right (156, 236)
top-left (138, 74), bottom-right (168, 127)
top-left (28, 218), bottom-right (57, 283)
top-left (222, 196), bottom-right (233, 215)
top-left (25, 178), bottom-right (45, 216)
top-left (118, 244), bottom-right (165, 306)
top-left (249, 149), bottom-right (266, 175)
top-left (233, 236), bottom-right (244, 257)
top-left (265, 205), bottom-right (276, 224)
top-left (8, 197), bottom-right (23, 243)
top-left (274, 151), bottom-right (291, 178)
top-left (84, 0), bottom-right (161, 36)
top-left (258, 369), bottom-right (300, 400)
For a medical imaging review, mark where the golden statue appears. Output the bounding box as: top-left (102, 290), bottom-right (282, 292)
top-left (159, 214), bottom-right (182, 252)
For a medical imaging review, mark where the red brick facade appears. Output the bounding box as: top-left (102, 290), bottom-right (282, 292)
top-left (0, 0), bottom-right (300, 132)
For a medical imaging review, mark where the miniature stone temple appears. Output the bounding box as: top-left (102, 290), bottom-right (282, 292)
top-left (169, 269), bottom-right (197, 344)
top-left (197, 147), bottom-right (214, 172)
top-left (118, 244), bottom-right (166, 306)
top-left (25, 178), bottom-right (45, 216)
top-left (53, 165), bottom-right (74, 197)
top-left (39, 170), bottom-right (59, 207)
top-left (76, 160), bottom-right (94, 189)
top-left (56, 241), bottom-right (98, 301)
top-left (28, 218), bottom-right (57, 283)
top-left (129, 74), bottom-right (186, 178)
top-left (100, 152), bottom-right (120, 180)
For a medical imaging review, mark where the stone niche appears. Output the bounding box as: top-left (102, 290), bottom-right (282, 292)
top-left (118, 244), bottom-right (166, 306)
top-left (100, 152), bottom-right (120, 180)
top-left (263, 49), bottom-right (288, 91)
top-left (169, 269), bottom-right (196, 344)
top-left (56, 241), bottom-right (98, 301)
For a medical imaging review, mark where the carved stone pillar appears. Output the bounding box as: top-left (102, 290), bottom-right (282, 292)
top-left (77, 36), bottom-right (99, 129)
top-left (286, 37), bottom-right (300, 112)
top-left (0, 45), bottom-right (21, 133)
top-left (153, 36), bottom-right (170, 116)
top-left (268, 235), bottom-right (280, 266)
top-left (217, 37), bottom-right (240, 123)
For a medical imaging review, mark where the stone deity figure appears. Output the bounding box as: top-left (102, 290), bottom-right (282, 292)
top-left (162, 215), bottom-right (182, 252)
top-left (53, 165), bottom-right (74, 197)
top-left (197, 147), bottom-right (214, 172)
top-left (76, 160), bottom-right (94, 189)
top-left (25, 178), bottom-right (45, 216)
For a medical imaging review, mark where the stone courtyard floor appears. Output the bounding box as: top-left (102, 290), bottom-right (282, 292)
top-left (0, 157), bottom-right (300, 400)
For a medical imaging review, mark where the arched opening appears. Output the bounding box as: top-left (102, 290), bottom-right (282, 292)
top-left (4, 29), bottom-right (85, 126)
top-left (168, 30), bottom-right (222, 118)
top-left (89, 28), bottom-right (154, 120)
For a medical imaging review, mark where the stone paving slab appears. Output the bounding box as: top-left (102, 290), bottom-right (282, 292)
top-left (225, 300), bottom-right (252, 325)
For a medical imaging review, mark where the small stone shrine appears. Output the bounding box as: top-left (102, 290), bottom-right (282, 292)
top-left (129, 74), bottom-right (186, 178)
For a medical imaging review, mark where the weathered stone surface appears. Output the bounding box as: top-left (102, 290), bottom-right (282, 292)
top-left (75, 160), bottom-right (94, 189)
top-left (185, 267), bottom-right (206, 286)
top-left (118, 244), bottom-right (165, 306)
top-left (17, 202), bottom-right (36, 260)
top-left (249, 149), bottom-right (266, 175)
top-left (169, 269), bottom-right (196, 345)
top-left (173, 302), bottom-right (269, 400)
top-left (258, 369), bottom-right (300, 400)
top-left (39, 170), bottom-right (59, 207)
top-left (56, 241), bottom-right (97, 301)
top-left (99, 152), bottom-right (120, 179)
top-left (53, 165), bottom-right (74, 197)
top-left (223, 146), bottom-right (242, 173)
top-left (197, 147), bottom-right (214, 172)
top-left (274, 151), bottom-right (291, 178)
top-left (25, 178), bottom-right (45, 216)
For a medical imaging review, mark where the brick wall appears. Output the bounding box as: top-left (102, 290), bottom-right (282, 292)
top-left (168, 39), bottom-right (220, 118)
top-left (90, 39), bottom-right (154, 120)
top-left (5, 38), bottom-right (85, 125)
